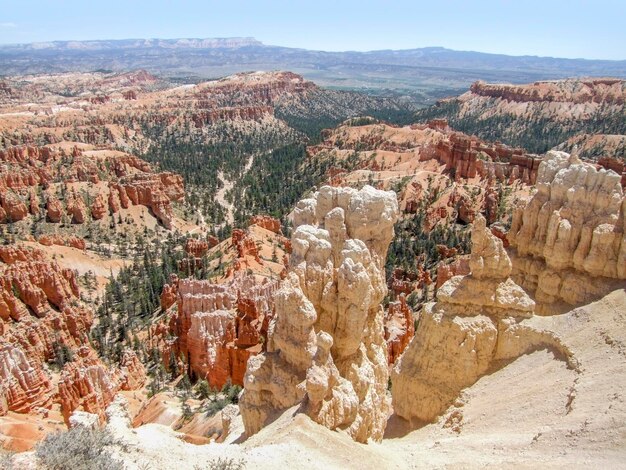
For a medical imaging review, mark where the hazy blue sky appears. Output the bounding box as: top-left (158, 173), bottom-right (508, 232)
top-left (1, 0), bottom-right (624, 60)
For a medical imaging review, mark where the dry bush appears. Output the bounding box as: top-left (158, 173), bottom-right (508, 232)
top-left (35, 426), bottom-right (123, 470)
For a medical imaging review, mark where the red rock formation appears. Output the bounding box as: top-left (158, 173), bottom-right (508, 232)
top-left (207, 236), bottom-right (219, 248)
top-left (436, 245), bottom-right (458, 259)
top-left (385, 295), bottom-right (414, 365)
top-left (118, 349), bottom-right (146, 391)
top-left (417, 266), bottom-right (433, 288)
top-left (490, 224), bottom-right (510, 248)
top-left (232, 229), bottom-right (261, 262)
top-left (389, 268), bottom-right (417, 296)
top-left (249, 215), bottom-right (281, 233)
top-left (58, 348), bottom-right (117, 425)
top-left (436, 256), bottom-right (471, 289)
top-left (598, 156), bottom-right (626, 188)
top-left (66, 192), bottom-right (87, 224)
top-left (185, 239), bottom-right (209, 258)
top-left (116, 173), bottom-right (183, 228)
top-left (68, 237), bottom-right (86, 250)
top-left (45, 196), bottom-right (63, 223)
top-left (38, 235), bottom-right (86, 250)
top-left (0, 245), bottom-right (46, 264)
top-left (457, 194), bottom-right (478, 224)
top-left (90, 193), bottom-right (107, 220)
top-left (0, 191), bottom-right (28, 222)
top-left (38, 234), bottom-right (59, 246)
top-left (28, 188), bottom-right (39, 216)
top-left (154, 274), bottom-right (276, 388)
top-left (436, 134), bottom-right (478, 179)
top-left (0, 246), bottom-right (124, 422)
top-left (484, 187), bottom-right (499, 224)
top-left (0, 340), bottom-right (54, 414)
top-left (107, 187), bottom-right (120, 213)
top-left (160, 274), bottom-right (179, 311)
top-left (0, 145), bottom-right (185, 228)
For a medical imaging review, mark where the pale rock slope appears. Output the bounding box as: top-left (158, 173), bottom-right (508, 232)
top-left (239, 185), bottom-right (399, 442)
top-left (391, 214), bottom-right (575, 424)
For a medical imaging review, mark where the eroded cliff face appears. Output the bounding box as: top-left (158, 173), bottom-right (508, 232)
top-left (0, 145), bottom-right (184, 229)
top-left (152, 273), bottom-right (277, 389)
top-left (390, 215), bottom-right (576, 424)
top-left (470, 78), bottom-right (626, 105)
top-left (508, 150), bottom-right (625, 306)
top-left (239, 185), bottom-right (399, 442)
top-left (0, 244), bottom-right (145, 428)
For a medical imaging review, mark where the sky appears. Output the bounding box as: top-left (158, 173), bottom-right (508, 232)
top-left (0, 0), bottom-right (625, 60)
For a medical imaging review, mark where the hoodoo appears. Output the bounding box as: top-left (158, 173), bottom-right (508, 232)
top-left (239, 185), bottom-right (399, 442)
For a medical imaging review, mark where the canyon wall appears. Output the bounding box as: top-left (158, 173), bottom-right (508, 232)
top-left (470, 78), bottom-right (625, 105)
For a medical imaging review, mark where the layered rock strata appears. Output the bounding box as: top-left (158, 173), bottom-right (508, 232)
top-left (239, 185), bottom-right (399, 442)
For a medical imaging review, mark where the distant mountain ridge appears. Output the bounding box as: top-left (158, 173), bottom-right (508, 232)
top-left (1, 37), bottom-right (626, 102)
top-left (0, 37), bottom-right (262, 51)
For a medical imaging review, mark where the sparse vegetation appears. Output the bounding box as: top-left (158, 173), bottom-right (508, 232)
top-left (194, 457), bottom-right (246, 470)
top-left (35, 426), bottom-right (123, 470)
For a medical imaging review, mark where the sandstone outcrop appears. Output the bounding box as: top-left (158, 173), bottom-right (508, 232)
top-left (508, 150), bottom-right (626, 305)
top-left (0, 246), bottom-right (90, 415)
top-left (436, 256), bottom-right (470, 289)
top-left (0, 191), bottom-right (28, 222)
top-left (391, 214), bottom-right (580, 425)
top-left (90, 193), bottom-right (107, 220)
top-left (239, 185), bottom-right (399, 442)
top-left (0, 340), bottom-right (54, 415)
top-left (160, 274), bottom-right (179, 311)
top-left (38, 234), bottom-right (86, 250)
top-left (153, 273), bottom-right (277, 389)
top-left (232, 229), bottom-right (260, 262)
top-left (185, 238), bottom-right (209, 258)
top-left (45, 196), bottom-right (63, 223)
top-left (58, 347), bottom-right (145, 424)
top-left (66, 192), bottom-right (88, 224)
top-left (470, 78), bottom-right (626, 105)
top-left (598, 156), bottom-right (626, 188)
top-left (58, 348), bottom-right (119, 424)
top-left (249, 215), bottom-right (281, 233)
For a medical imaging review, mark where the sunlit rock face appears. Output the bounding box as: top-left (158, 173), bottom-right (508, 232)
top-left (508, 150), bottom-right (625, 305)
top-left (239, 185), bottom-right (399, 443)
